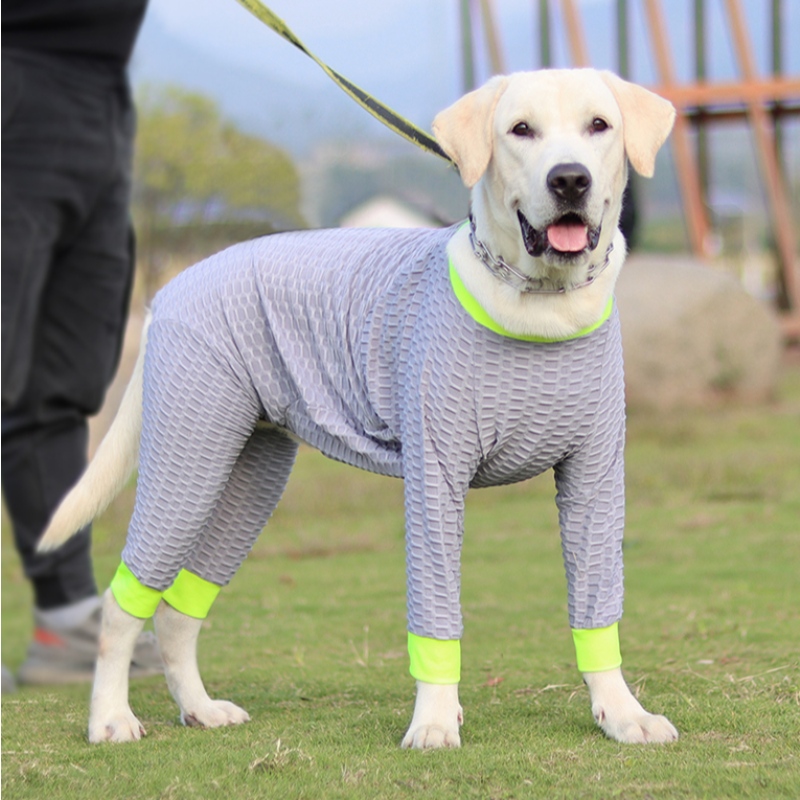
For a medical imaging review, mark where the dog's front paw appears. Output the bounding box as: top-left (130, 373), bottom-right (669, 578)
top-left (401, 722), bottom-right (461, 749)
top-left (89, 708), bottom-right (146, 744)
top-left (584, 667), bottom-right (678, 745)
top-left (401, 681), bottom-right (463, 750)
top-left (181, 699), bottom-right (250, 729)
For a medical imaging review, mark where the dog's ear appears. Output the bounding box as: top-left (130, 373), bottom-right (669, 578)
top-left (433, 75), bottom-right (509, 188)
top-left (600, 71), bottom-right (675, 178)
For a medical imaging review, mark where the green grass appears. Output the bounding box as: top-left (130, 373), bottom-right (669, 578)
top-left (3, 368), bottom-right (799, 799)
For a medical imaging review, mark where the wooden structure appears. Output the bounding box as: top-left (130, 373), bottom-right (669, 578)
top-left (459, 0), bottom-right (800, 338)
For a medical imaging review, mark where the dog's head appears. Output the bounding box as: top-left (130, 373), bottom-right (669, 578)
top-left (433, 69), bottom-right (675, 274)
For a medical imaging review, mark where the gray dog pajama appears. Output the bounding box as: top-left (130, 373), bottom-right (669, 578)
top-left (110, 224), bottom-right (626, 680)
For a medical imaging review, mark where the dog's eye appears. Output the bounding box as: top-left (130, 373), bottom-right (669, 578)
top-left (511, 122), bottom-right (534, 138)
top-left (590, 117), bottom-right (609, 133)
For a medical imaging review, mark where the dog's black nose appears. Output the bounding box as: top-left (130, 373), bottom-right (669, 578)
top-left (547, 163), bottom-right (592, 203)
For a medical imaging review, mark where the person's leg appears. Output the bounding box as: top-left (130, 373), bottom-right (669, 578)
top-left (0, 192), bottom-right (100, 610)
top-left (2, 201), bottom-right (154, 684)
top-left (1, 53), bottom-right (158, 682)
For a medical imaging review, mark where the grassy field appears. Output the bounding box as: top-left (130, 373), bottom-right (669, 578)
top-left (2, 366), bottom-right (798, 800)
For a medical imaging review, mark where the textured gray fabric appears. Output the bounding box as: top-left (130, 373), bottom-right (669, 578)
top-left (122, 224), bottom-right (626, 639)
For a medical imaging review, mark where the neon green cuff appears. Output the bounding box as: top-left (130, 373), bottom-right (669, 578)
top-left (407, 633), bottom-right (461, 684)
top-left (110, 561), bottom-right (163, 619)
top-left (163, 569), bottom-right (221, 619)
top-left (572, 622), bottom-right (622, 673)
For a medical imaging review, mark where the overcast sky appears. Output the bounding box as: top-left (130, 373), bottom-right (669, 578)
top-left (141, 0), bottom-right (457, 88)
top-left (142, 0), bottom-right (799, 89)
top-left (131, 0), bottom-right (800, 164)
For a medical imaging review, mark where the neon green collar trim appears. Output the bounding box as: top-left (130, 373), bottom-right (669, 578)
top-left (449, 258), bottom-right (613, 343)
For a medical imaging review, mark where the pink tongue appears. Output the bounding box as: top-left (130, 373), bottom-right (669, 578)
top-left (547, 221), bottom-right (589, 252)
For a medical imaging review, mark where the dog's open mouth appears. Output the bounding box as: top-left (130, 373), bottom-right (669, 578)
top-left (518, 210), bottom-right (601, 258)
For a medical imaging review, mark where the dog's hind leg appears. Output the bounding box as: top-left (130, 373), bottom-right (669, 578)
top-left (91, 320), bottom-right (274, 740)
top-left (182, 424), bottom-right (298, 595)
top-left (153, 602), bottom-right (250, 729)
top-left (89, 590), bottom-right (148, 743)
top-left (155, 426), bottom-right (297, 729)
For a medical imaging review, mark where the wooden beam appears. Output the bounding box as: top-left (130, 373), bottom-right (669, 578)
top-left (479, 0), bottom-right (507, 76)
top-left (684, 105), bottom-right (800, 125)
top-left (780, 314), bottom-right (800, 342)
top-left (642, 0), bottom-right (712, 258)
top-left (561, 0), bottom-right (589, 67)
top-left (724, 0), bottom-right (800, 313)
top-left (653, 76), bottom-right (800, 108)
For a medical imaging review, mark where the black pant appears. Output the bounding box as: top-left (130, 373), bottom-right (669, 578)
top-left (2, 50), bottom-right (136, 609)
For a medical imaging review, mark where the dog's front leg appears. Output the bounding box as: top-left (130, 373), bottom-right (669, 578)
top-left (401, 681), bottom-right (463, 749)
top-left (89, 590), bottom-right (147, 743)
top-left (583, 667), bottom-right (678, 744)
top-left (153, 602), bottom-right (250, 729)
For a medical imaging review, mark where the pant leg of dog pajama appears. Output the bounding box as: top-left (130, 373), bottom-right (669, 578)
top-left (110, 319), bottom-right (292, 621)
top-left (178, 425), bottom-right (298, 598)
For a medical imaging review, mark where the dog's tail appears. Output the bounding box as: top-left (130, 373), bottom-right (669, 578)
top-left (37, 315), bottom-right (151, 553)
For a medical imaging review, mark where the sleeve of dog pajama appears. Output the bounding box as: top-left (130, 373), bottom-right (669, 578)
top-left (401, 432), bottom-right (471, 645)
top-left (399, 312), bottom-right (482, 655)
top-left (553, 314), bottom-right (627, 664)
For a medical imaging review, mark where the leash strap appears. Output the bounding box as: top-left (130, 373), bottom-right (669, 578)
top-left (235, 0), bottom-right (453, 164)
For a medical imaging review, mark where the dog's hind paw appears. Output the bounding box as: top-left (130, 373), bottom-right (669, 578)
top-left (602, 711), bottom-right (679, 744)
top-left (89, 709), bottom-right (146, 744)
top-left (181, 699), bottom-right (250, 729)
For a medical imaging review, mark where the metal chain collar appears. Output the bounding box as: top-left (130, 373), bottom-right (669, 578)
top-left (468, 215), bottom-right (614, 295)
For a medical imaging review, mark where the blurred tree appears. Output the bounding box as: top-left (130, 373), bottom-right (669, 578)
top-left (133, 85), bottom-right (306, 297)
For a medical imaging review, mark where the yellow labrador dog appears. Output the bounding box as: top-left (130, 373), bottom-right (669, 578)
top-left (40, 69), bottom-right (677, 748)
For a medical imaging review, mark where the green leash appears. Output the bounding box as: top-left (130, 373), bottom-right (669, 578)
top-left (235, 0), bottom-right (453, 164)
